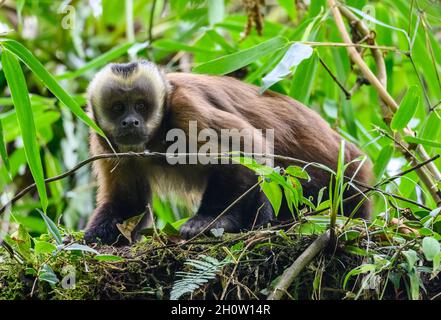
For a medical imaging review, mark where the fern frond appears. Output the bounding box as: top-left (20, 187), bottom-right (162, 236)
top-left (170, 254), bottom-right (231, 300)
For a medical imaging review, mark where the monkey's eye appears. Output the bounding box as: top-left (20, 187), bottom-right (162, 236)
top-left (112, 103), bottom-right (124, 113)
top-left (135, 102), bottom-right (146, 112)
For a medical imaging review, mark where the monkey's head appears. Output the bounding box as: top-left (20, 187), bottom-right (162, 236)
top-left (87, 61), bottom-right (170, 150)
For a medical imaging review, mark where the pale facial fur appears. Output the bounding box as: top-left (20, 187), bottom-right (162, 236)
top-left (87, 61), bottom-right (170, 150)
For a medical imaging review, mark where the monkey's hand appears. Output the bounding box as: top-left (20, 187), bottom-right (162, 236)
top-left (180, 215), bottom-right (240, 239)
top-left (84, 205), bottom-right (130, 246)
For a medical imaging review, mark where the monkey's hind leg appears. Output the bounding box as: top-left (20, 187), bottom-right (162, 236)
top-left (180, 167), bottom-right (274, 239)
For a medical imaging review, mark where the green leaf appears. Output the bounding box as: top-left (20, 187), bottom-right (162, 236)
top-left (422, 237), bottom-right (440, 261)
top-left (289, 50), bottom-right (318, 104)
top-left (260, 43), bottom-right (314, 93)
top-left (0, 119), bottom-right (10, 172)
top-left (277, 0), bottom-right (297, 21)
top-left (208, 0), bottom-right (224, 26)
top-left (2, 50), bottom-right (48, 211)
top-left (0, 39), bottom-right (104, 137)
top-left (402, 249), bottom-right (418, 272)
top-left (433, 252), bottom-right (441, 275)
top-left (390, 86), bottom-right (419, 130)
top-left (153, 39), bottom-right (214, 54)
top-left (373, 145), bottom-right (394, 179)
top-left (193, 36), bottom-right (288, 75)
top-left (403, 136), bottom-right (441, 149)
top-left (94, 254), bottom-right (125, 262)
top-left (285, 165), bottom-right (310, 180)
top-left (161, 222), bottom-right (180, 236)
top-left (34, 240), bottom-right (57, 255)
top-left (343, 264), bottom-right (376, 289)
top-left (57, 42), bottom-right (136, 79)
top-left (408, 271), bottom-right (420, 300)
top-left (11, 224), bottom-right (32, 260)
top-left (38, 209), bottom-right (63, 245)
top-left (39, 264), bottom-right (59, 285)
top-left (261, 180), bottom-right (282, 216)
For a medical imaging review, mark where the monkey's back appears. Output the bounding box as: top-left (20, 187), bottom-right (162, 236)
top-left (166, 72), bottom-right (372, 218)
top-left (167, 73), bottom-right (365, 167)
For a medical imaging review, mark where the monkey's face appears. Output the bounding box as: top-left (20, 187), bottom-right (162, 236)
top-left (99, 83), bottom-right (152, 146)
top-left (88, 62), bottom-right (168, 150)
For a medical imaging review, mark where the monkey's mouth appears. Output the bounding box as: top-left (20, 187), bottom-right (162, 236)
top-left (114, 130), bottom-right (148, 146)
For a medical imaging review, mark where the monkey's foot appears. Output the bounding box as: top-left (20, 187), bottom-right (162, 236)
top-left (84, 218), bottom-right (129, 246)
top-left (180, 215), bottom-right (241, 239)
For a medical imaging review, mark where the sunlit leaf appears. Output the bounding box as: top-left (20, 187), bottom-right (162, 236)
top-left (261, 180), bottom-right (282, 216)
top-left (34, 240), bottom-right (57, 255)
top-left (261, 43), bottom-right (313, 93)
top-left (193, 36), bottom-right (288, 75)
top-left (285, 165), bottom-right (310, 180)
top-left (95, 254), bottom-right (125, 262)
top-left (289, 50), bottom-right (318, 104)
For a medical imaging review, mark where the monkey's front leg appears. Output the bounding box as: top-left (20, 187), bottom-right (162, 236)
top-left (84, 162), bottom-right (150, 246)
top-left (180, 166), bottom-right (274, 239)
top-left (84, 202), bottom-right (131, 245)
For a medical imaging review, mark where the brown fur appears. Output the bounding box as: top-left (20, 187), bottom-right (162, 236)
top-left (85, 64), bottom-right (372, 245)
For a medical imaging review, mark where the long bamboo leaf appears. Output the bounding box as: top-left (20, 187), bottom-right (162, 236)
top-left (0, 38), bottom-right (104, 137)
top-left (390, 85), bottom-right (419, 130)
top-left (193, 36), bottom-right (288, 75)
top-left (56, 42), bottom-right (136, 79)
top-left (0, 119), bottom-right (10, 172)
top-left (2, 50), bottom-right (48, 210)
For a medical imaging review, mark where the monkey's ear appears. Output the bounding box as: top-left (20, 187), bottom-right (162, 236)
top-left (85, 102), bottom-right (95, 120)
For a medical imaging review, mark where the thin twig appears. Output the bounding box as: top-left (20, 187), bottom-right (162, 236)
top-left (1, 150), bottom-right (436, 215)
top-left (319, 57), bottom-right (351, 99)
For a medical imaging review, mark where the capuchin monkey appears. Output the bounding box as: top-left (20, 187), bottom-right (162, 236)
top-left (84, 60), bottom-right (372, 245)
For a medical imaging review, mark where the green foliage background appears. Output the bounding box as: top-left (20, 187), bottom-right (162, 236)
top-left (0, 0), bottom-right (440, 239)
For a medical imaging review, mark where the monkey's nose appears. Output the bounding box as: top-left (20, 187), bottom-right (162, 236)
top-left (121, 117), bottom-right (140, 128)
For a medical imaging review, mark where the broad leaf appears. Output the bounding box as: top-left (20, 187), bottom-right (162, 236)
top-left (260, 43), bottom-right (313, 93)
top-left (422, 237), bottom-right (440, 261)
top-left (261, 180), bottom-right (282, 216)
